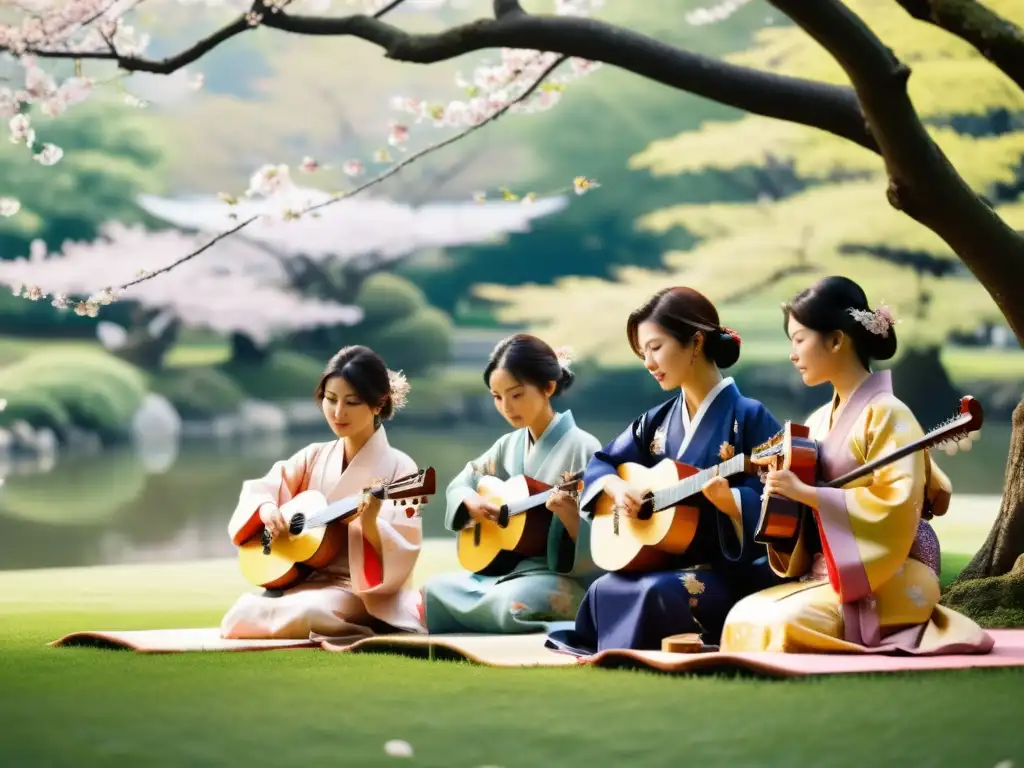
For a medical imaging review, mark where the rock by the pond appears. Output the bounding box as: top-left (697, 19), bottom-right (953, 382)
top-left (132, 393), bottom-right (182, 443)
top-left (34, 427), bottom-right (58, 456)
top-left (237, 400), bottom-right (287, 435)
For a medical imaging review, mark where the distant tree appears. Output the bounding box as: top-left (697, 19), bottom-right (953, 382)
top-left (0, 224), bottom-right (362, 369)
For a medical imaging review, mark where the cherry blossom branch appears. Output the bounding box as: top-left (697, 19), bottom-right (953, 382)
top-left (892, 0), bottom-right (1024, 91)
top-left (115, 53), bottom-right (569, 292)
top-left (18, 2), bottom-right (878, 153)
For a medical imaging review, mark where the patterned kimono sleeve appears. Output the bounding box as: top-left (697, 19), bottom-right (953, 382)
top-left (814, 401), bottom-right (926, 603)
top-left (717, 401), bottom-right (782, 564)
top-left (226, 443), bottom-right (318, 546)
top-left (444, 436), bottom-right (509, 532)
top-left (350, 451), bottom-right (423, 595)
top-left (577, 415), bottom-right (652, 516)
top-left (546, 432), bottom-right (602, 576)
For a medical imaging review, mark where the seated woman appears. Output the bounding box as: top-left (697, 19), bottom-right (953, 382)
top-left (220, 345), bottom-right (425, 645)
top-left (546, 287), bottom-right (783, 655)
top-left (720, 276), bottom-right (993, 654)
top-left (421, 334), bottom-right (603, 633)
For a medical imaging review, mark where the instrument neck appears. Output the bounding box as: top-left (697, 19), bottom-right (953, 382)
top-left (652, 454), bottom-right (748, 512)
top-left (305, 496), bottom-right (361, 528)
top-left (504, 475), bottom-right (582, 517)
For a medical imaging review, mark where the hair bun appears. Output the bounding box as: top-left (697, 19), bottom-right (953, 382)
top-left (710, 328), bottom-right (741, 369)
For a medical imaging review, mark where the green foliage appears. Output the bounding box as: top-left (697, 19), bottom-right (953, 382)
top-left (0, 389), bottom-right (72, 440)
top-left (219, 350), bottom-right (324, 403)
top-left (0, 93), bottom-right (171, 258)
top-left (483, 0), bottom-right (1024, 360)
top-left (357, 272), bottom-right (426, 326)
top-left (149, 366), bottom-right (246, 419)
top-left (370, 305), bottom-right (454, 376)
top-left (0, 347), bottom-right (147, 443)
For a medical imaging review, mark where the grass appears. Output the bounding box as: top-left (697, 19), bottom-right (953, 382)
top-left (2, 507), bottom-right (1021, 768)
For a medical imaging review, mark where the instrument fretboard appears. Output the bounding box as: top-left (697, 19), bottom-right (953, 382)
top-left (651, 454), bottom-right (748, 512)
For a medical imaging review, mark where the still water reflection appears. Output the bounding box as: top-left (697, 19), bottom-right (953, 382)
top-left (0, 420), bottom-right (1011, 571)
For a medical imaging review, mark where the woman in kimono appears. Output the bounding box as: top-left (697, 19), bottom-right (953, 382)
top-left (421, 333), bottom-right (603, 633)
top-left (720, 276), bottom-right (993, 654)
top-left (545, 287), bottom-right (783, 655)
top-left (220, 345), bottom-right (425, 645)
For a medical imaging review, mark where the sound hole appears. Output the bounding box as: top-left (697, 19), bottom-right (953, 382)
top-left (636, 498), bottom-right (654, 521)
top-left (289, 514), bottom-right (306, 535)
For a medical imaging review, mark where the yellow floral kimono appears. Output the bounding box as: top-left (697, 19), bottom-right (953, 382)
top-left (721, 370), bottom-right (993, 655)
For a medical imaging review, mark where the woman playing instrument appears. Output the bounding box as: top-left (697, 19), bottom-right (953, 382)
top-left (720, 276), bottom-right (993, 654)
top-left (545, 287), bottom-right (782, 655)
top-left (421, 334), bottom-right (603, 633)
top-left (220, 345), bottom-right (425, 644)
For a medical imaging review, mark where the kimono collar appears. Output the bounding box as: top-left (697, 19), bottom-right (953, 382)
top-left (680, 376), bottom-right (736, 434)
top-left (518, 410), bottom-right (576, 477)
top-left (319, 425), bottom-right (391, 496)
top-left (820, 370), bottom-right (892, 478)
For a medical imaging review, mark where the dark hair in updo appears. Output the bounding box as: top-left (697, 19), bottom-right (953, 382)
top-left (483, 333), bottom-right (574, 397)
top-left (314, 345), bottom-right (394, 421)
top-left (783, 276), bottom-right (898, 371)
top-left (626, 286), bottom-right (742, 369)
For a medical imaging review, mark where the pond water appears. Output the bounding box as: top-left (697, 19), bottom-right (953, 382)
top-left (0, 419), bottom-right (1011, 572)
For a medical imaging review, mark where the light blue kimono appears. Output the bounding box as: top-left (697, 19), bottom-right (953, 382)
top-left (422, 411), bottom-right (603, 633)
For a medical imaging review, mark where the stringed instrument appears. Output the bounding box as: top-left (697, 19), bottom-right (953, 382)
top-left (237, 467), bottom-right (436, 590)
top-left (751, 395), bottom-right (984, 547)
top-left (456, 470), bottom-right (584, 576)
top-left (590, 453), bottom-right (758, 573)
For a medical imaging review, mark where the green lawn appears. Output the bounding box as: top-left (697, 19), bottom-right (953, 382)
top-left (2, 519), bottom-right (1022, 768)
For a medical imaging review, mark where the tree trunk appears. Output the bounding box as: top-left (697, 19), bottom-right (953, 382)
top-left (229, 332), bottom-right (269, 366)
top-left (888, 345), bottom-right (959, 430)
top-left (115, 314), bottom-right (181, 371)
top-left (955, 397), bottom-right (1024, 581)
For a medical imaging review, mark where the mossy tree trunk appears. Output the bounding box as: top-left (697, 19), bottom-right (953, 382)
top-left (955, 399), bottom-right (1024, 581)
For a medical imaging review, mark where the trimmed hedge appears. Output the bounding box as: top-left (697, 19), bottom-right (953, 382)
top-left (0, 346), bottom-right (147, 443)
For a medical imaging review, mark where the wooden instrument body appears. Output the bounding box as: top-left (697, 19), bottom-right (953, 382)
top-left (590, 459), bottom-right (702, 573)
top-left (237, 491), bottom-right (348, 590)
top-left (236, 467), bottom-right (436, 590)
top-left (751, 397), bottom-right (985, 548)
top-left (456, 475), bottom-right (554, 576)
top-left (752, 422), bottom-right (819, 547)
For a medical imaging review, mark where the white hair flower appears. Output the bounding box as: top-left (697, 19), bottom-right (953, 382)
top-left (554, 345), bottom-right (574, 370)
top-left (387, 369), bottom-right (410, 412)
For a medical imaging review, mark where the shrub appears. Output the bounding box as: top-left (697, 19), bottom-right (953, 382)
top-left (150, 366), bottom-right (246, 419)
top-left (219, 350), bottom-right (324, 402)
top-left (0, 346), bottom-right (146, 443)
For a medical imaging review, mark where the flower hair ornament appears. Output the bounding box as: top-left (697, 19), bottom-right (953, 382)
top-left (387, 369), bottom-right (411, 412)
top-left (848, 304), bottom-right (898, 337)
top-left (554, 345), bottom-right (574, 371)
top-left (721, 326), bottom-right (742, 346)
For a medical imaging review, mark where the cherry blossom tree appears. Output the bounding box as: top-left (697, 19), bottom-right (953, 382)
top-left (136, 184), bottom-right (568, 304)
top-left (0, 224), bottom-right (363, 367)
top-left (3, 0), bottom-right (1024, 616)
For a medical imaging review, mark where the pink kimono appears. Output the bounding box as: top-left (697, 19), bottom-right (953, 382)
top-left (220, 427), bottom-right (425, 644)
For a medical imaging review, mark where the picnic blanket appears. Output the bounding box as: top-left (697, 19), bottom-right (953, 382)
top-left (50, 627), bottom-right (1024, 678)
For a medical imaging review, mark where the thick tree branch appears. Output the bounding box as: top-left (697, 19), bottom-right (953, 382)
top-left (894, 0), bottom-right (1024, 92)
top-left (20, 4), bottom-right (878, 154)
top-left (771, 0), bottom-right (1024, 341)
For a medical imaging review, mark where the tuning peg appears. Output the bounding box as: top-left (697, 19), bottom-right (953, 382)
top-left (421, 496), bottom-right (428, 504)
top-left (941, 441), bottom-right (959, 456)
top-left (968, 430), bottom-right (981, 442)
top-left (957, 437), bottom-right (973, 452)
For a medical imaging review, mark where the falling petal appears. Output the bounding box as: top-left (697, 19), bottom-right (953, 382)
top-left (384, 740), bottom-right (413, 758)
